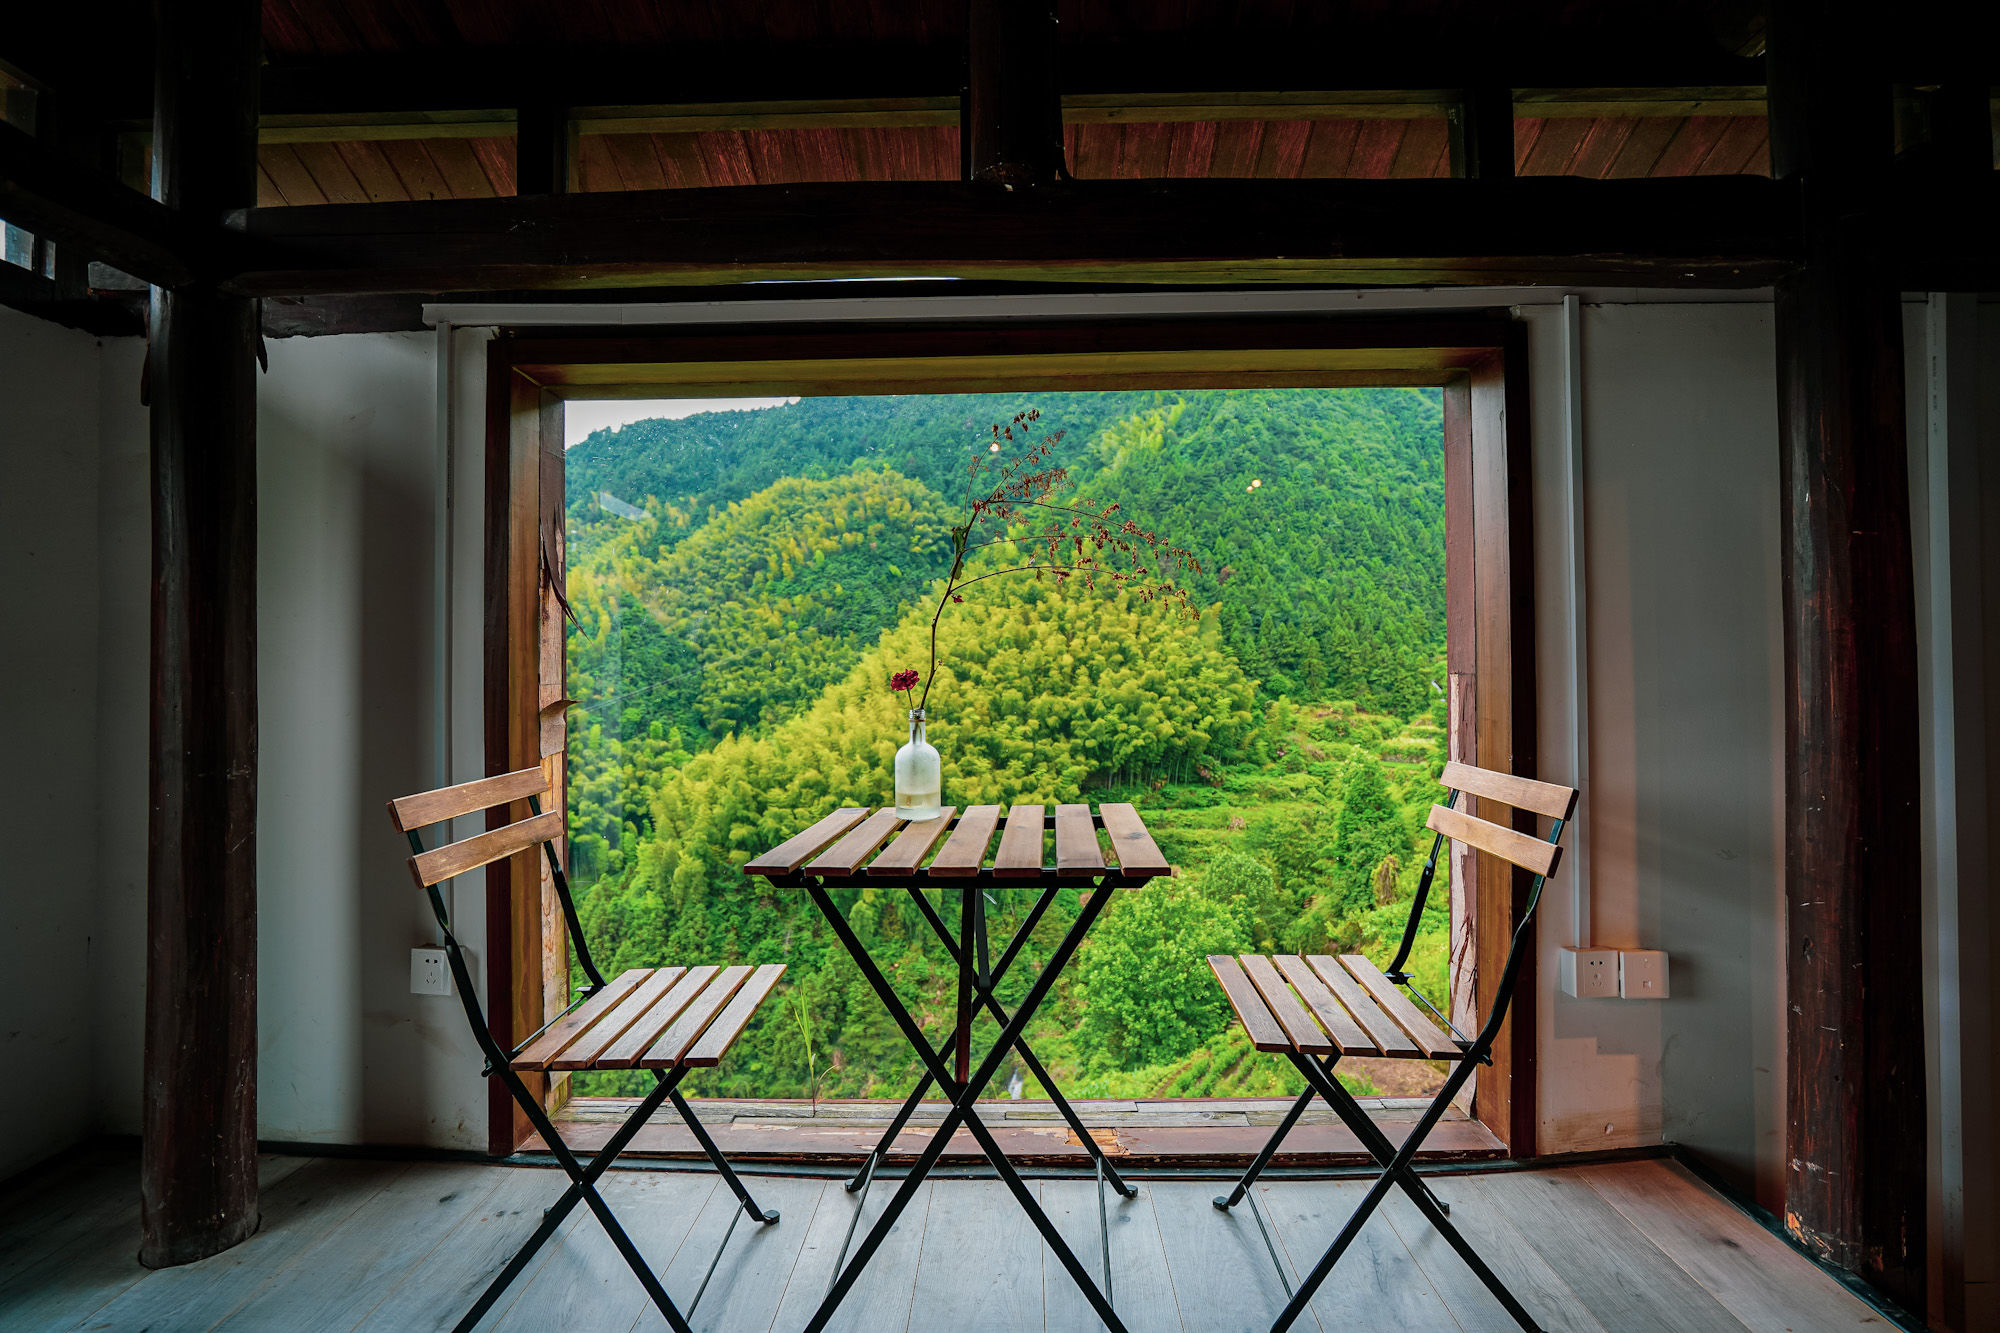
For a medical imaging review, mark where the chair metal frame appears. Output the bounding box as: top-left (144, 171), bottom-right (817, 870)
top-left (1210, 769), bottom-right (1574, 1333)
top-left (392, 780), bottom-right (779, 1333)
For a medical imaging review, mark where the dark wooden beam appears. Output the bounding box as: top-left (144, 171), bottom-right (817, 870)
top-left (966, 0), bottom-right (1062, 185)
top-left (141, 0), bottom-right (261, 1271)
top-left (1768, 0), bottom-right (1926, 1316)
top-left (0, 118), bottom-right (217, 288)
top-left (226, 176), bottom-right (1799, 296)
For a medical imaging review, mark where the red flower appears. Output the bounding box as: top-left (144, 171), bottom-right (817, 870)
top-left (889, 669), bottom-right (921, 693)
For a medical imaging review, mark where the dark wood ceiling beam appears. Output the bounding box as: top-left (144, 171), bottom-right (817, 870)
top-left (216, 42), bottom-right (1786, 124)
top-left (224, 176), bottom-right (1802, 296)
top-left (0, 118), bottom-right (217, 288)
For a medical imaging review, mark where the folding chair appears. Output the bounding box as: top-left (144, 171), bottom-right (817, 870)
top-left (387, 767), bottom-right (783, 1333)
top-left (1205, 760), bottom-right (1577, 1333)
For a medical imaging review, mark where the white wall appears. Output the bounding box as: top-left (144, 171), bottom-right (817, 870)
top-left (84, 328), bottom-right (491, 1152)
top-left (1522, 301), bottom-right (1789, 1202)
top-left (0, 306), bottom-right (109, 1178)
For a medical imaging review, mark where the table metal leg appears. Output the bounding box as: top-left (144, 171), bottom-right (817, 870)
top-left (897, 883), bottom-right (1138, 1199)
top-left (803, 883), bottom-right (1129, 1333)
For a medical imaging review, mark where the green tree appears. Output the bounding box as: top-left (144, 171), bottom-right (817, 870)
top-left (1077, 879), bottom-right (1253, 1068)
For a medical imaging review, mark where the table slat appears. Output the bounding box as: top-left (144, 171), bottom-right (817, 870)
top-left (744, 807), bottom-right (871, 876)
top-left (639, 965), bottom-right (755, 1068)
top-left (1304, 954), bottom-right (1422, 1058)
top-left (1053, 804), bottom-right (1104, 875)
top-left (1272, 953), bottom-right (1378, 1055)
top-left (928, 805), bottom-right (1002, 876)
top-left (1207, 955), bottom-right (1290, 1052)
top-left (993, 804), bottom-right (1046, 878)
top-left (805, 808), bottom-right (904, 875)
top-left (1098, 802), bottom-right (1169, 877)
top-left (867, 807), bottom-right (957, 875)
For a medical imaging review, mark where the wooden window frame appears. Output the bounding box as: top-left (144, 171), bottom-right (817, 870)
top-left (483, 314), bottom-right (1538, 1157)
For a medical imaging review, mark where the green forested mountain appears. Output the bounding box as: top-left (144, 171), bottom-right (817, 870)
top-left (563, 387), bottom-right (1453, 1102)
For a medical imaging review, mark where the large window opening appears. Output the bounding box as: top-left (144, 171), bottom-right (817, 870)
top-left (558, 387), bottom-right (1451, 1106)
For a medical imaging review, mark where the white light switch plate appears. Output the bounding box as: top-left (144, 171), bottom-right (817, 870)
top-left (1559, 947), bottom-right (1620, 998)
top-left (411, 947), bottom-right (452, 996)
top-left (1619, 949), bottom-right (1669, 999)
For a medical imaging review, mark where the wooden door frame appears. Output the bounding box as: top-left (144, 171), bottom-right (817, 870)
top-left (481, 312), bottom-right (1539, 1155)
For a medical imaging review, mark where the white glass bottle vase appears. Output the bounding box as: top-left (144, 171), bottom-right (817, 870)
top-left (894, 709), bottom-right (942, 820)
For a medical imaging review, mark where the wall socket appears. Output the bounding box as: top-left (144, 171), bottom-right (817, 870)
top-left (1619, 949), bottom-right (1669, 999)
top-left (1559, 947), bottom-right (1620, 998)
top-left (410, 947), bottom-right (452, 996)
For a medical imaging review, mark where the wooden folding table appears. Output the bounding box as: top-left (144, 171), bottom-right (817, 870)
top-left (743, 801), bottom-right (1170, 1333)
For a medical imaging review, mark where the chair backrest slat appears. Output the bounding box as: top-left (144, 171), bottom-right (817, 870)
top-left (387, 767), bottom-right (548, 832)
top-left (408, 810), bottom-right (564, 888)
top-left (1426, 802), bottom-right (1563, 879)
top-left (1440, 760), bottom-right (1577, 822)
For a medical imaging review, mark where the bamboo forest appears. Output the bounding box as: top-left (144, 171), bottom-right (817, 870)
top-left (563, 388), bottom-right (1452, 1102)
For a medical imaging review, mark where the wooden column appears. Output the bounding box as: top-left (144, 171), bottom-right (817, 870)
top-left (1768, 0), bottom-right (1926, 1313)
top-left (965, 0), bottom-right (1062, 186)
top-left (1448, 87), bottom-right (1515, 179)
top-left (141, 0), bottom-right (262, 1269)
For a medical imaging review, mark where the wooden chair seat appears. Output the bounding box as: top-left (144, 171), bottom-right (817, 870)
top-left (1208, 953), bottom-right (1463, 1061)
top-left (511, 963), bottom-right (786, 1072)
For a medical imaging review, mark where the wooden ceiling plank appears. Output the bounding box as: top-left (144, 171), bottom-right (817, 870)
top-left (1389, 116), bottom-right (1449, 178)
top-left (257, 144), bottom-right (331, 207)
top-left (1605, 116), bottom-right (1681, 179)
top-left (468, 136), bottom-right (516, 195)
top-left (289, 140), bottom-right (371, 205)
top-left (1253, 119), bottom-right (1311, 178)
top-left (1652, 115), bottom-right (1730, 177)
top-left (421, 136), bottom-right (499, 199)
top-left (1350, 119), bottom-right (1407, 179)
top-left (1298, 119), bottom-right (1362, 178)
top-left (331, 140), bottom-right (413, 202)
top-left (374, 138), bottom-right (452, 201)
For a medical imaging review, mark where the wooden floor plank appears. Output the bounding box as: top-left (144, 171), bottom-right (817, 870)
top-left (0, 1151), bottom-right (1889, 1333)
top-left (648, 1174), bottom-right (827, 1332)
top-left (75, 1157), bottom-right (404, 1332)
top-left (0, 1154), bottom-right (308, 1331)
top-left (907, 1177), bottom-right (1044, 1331)
top-left (353, 1166), bottom-right (587, 1333)
top-left (1149, 1179), bottom-right (1318, 1332)
top-left (217, 1162), bottom-right (505, 1330)
top-left (1255, 1179), bottom-right (1461, 1332)
top-left (768, 1179), bottom-right (933, 1333)
top-left (1380, 1180), bottom-right (1608, 1333)
top-left (488, 1170), bottom-right (718, 1333)
top-left (1455, 1172), bottom-right (1753, 1333)
top-left (1576, 1160), bottom-right (1885, 1333)
top-left (1041, 1179), bottom-right (1182, 1333)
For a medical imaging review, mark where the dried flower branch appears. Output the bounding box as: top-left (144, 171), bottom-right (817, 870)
top-left (910, 409), bottom-right (1202, 712)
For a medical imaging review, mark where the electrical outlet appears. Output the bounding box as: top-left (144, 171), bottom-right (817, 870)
top-left (1559, 947), bottom-right (1620, 998)
top-left (411, 947), bottom-right (452, 996)
top-left (1619, 949), bottom-right (1669, 999)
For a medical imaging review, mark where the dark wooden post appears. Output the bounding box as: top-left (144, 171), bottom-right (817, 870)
top-left (1448, 87), bottom-right (1515, 179)
top-left (141, 0), bottom-right (262, 1269)
top-left (1767, 0), bottom-right (1926, 1314)
top-left (965, 0), bottom-right (1062, 186)
top-left (516, 102), bottom-right (575, 196)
